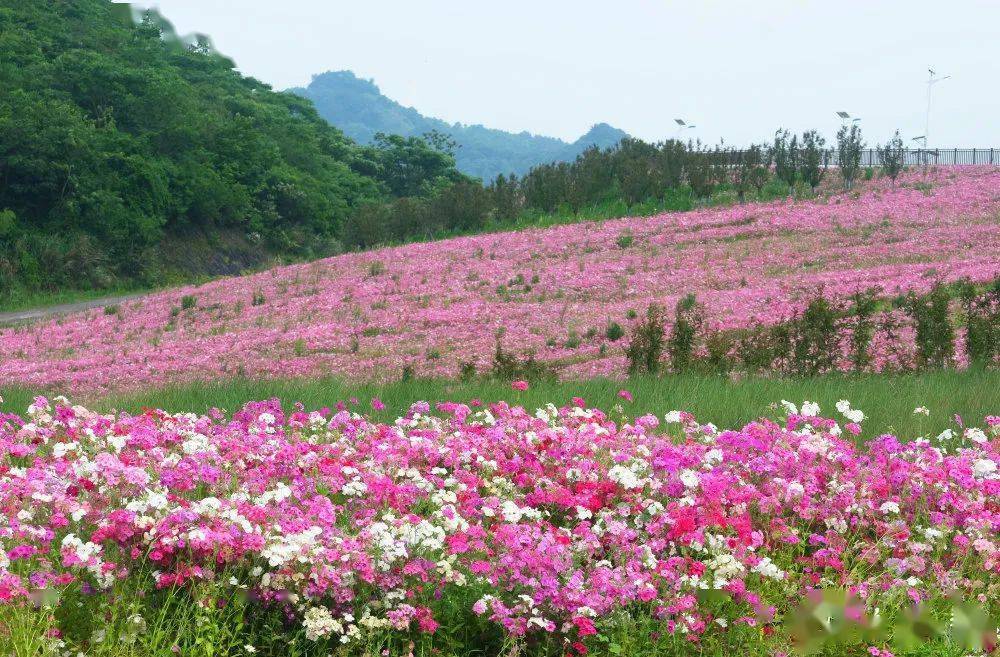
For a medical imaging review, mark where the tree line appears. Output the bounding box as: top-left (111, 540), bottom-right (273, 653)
top-left (340, 124), bottom-right (908, 250)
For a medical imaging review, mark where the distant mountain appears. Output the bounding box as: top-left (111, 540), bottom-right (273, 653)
top-left (289, 71), bottom-right (629, 181)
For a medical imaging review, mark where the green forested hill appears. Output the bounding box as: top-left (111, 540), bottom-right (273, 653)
top-left (0, 1), bottom-right (462, 299)
top-left (290, 71), bottom-right (629, 181)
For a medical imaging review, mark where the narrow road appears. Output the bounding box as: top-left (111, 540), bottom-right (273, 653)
top-left (0, 293), bottom-right (147, 325)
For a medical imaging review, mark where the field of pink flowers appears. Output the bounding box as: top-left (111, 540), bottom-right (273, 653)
top-left (1, 394), bottom-right (998, 655)
top-left (1, 167), bottom-right (998, 393)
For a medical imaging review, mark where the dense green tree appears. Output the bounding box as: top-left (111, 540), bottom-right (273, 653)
top-left (0, 0), bottom-right (465, 298)
top-left (364, 133), bottom-right (465, 197)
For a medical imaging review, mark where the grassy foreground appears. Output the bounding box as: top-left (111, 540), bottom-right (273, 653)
top-left (3, 369), bottom-right (996, 437)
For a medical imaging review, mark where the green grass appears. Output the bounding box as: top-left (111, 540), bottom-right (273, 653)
top-left (0, 286), bottom-right (149, 314)
top-left (3, 369), bottom-right (996, 438)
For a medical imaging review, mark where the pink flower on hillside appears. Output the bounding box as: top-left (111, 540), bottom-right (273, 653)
top-left (618, 389), bottom-right (633, 402)
top-left (511, 380), bottom-right (529, 391)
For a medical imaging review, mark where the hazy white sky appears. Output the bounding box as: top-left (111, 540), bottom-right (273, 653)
top-left (128, 1), bottom-right (1000, 147)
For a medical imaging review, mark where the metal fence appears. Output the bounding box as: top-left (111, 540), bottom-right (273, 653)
top-left (860, 148), bottom-right (998, 166)
top-left (739, 148), bottom-right (1000, 166)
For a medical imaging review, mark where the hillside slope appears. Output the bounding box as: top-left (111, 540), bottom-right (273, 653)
top-left (290, 71), bottom-right (629, 180)
top-left (2, 168), bottom-right (998, 393)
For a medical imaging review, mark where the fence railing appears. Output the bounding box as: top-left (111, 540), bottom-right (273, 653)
top-left (727, 148), bottom-right (1000, 166)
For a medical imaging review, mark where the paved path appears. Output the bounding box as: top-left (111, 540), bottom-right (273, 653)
top-left (0, 293), bottom-right (147, 325)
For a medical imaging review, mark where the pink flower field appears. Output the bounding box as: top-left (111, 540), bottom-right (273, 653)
top-left (2, 168), bottom-right (999, 393)
top-left (1, 395), bottom-right (998, 653)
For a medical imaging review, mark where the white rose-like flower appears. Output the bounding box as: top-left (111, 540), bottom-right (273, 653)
top-left (800, 401), bottom-right (821, 417)
top-left (972, 459), bottom-right (997, 478)
top-left (879, 501), bottom-right (900, 515)
top-left (679, 469), bottom-right (700, 489)
top-left (965, 428), bottom-right (988, 444)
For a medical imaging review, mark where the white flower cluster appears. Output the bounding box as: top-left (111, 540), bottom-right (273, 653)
top-left (965, 428), bottom-right (989, 444)
top-left (800, 401), bottom-right (821, 417)
top-left (180, 430), bottom-right (214, 455)
top-left (972, 458), bottom-right (997, 479)
top-left (664, 410), bottom-right (684, 424)
top-left (708, 553), bottom-right (746, 589)
top-left (880, 501), bottom-right (901, 515)
top-left (835, 400), bottom-right (865, 424)
top-left (302, 605), bottom-right (340, 641)
top-left (752, 556), bottom-right (786, 580)
top-left (61, 533), bottom-right (114, 586)
top-left (367, 514), bottom-right (446, 571)
top-left (608, 461), bottom-right (650, 490)
top-left (679, 469), bottom-right (700, 489)
top-left (261, 526), bottom-right (323, 568)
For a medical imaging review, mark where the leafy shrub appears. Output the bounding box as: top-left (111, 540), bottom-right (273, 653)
top-left (737, 325), bottom-right (790, 373)
top-left (704, 331), bottom-right (735, 373)
top-left (180, 295), bottom-right (197, 310)
top-left (605, 321), bottom-right (624, 342)
top-left (903, 283), bottom-right (955, 368)
top-left (251, 290), bottom-right (266, 306)
top-left (625, 304), bottom-right (666, 375)
top-left (847, 288), bottom-right (880, 371)
top-left (667, 294), bottom-right (704, 373)
top-left (458, 361), bottom-right (477, 381)
top-left (491, 337), bottom-right (555, 382)
top-left (958, 276), bottom-right (1000, 366)
top-left (615, 231), bottom-right (634, 249)
top-left (790, 292), bottom-right (840, 375)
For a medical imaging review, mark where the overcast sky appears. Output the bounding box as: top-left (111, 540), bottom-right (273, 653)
top-left (128, 0), bottom-right (999, 147)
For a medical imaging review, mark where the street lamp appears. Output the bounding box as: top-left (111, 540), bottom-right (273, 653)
top-left (924, 68), bottom-right (950, 148)
top-left (674, 118), bottom-right (696, 139)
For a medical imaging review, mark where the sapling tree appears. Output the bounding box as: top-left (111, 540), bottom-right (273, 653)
top-left (798, 130), bottom-right (827, 192)
top-left (732, 144), bottom-right (770, 203)
top-left (837, 124), bottom-right (865, 190)
top-left (772, 130), bottom-right (798, 194)
top-left (877, 130), bottom-right (905, 184)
